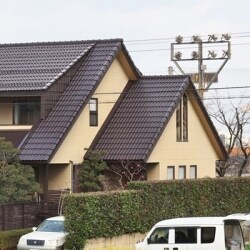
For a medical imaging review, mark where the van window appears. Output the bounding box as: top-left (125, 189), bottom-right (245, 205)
top-left (175, 228), bottom-right (197, 244)
top-left (148, 227), bottom-right (169, 244)
top-left (225, 220), bottom-right (243, 248)
top-left (201, 227), bottom-right (216, 243)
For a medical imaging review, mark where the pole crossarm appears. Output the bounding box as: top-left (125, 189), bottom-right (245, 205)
top-left (170, 34), bottom-right (231, 99)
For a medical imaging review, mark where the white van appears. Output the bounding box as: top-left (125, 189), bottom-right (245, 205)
top-left (135, 217), bottom-right (244, 250)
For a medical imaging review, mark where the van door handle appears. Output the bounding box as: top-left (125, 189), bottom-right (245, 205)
top-left (173, 248), bottom-right (178, 250)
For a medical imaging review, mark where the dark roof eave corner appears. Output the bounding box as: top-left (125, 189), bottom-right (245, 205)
top-left (19, 158), bottom-right (48, 166)
top-left (139, 149), bottom-right (152, 164)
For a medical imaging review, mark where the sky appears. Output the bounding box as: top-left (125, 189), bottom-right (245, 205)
top-left (0, 0), bottom-right (250, 137)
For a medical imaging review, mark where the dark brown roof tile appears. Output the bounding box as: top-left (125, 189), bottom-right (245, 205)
top-left (90, 76), bottom-right (189, 161)
top-left (19, 39), bottom-right (136, 162)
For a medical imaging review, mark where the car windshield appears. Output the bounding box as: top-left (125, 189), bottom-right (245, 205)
top-left (36, 220), bottom-right (65, 233)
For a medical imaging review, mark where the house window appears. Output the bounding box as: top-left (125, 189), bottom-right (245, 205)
top-left (13, 102), bottom-right (40, 125)
top-left (176, 93), bottom-right (188, 141)
top-left (183, 94), bottom-right (188, 141)
top-left (190, 165), bottom-right (197, 179)
top-left (89, 98), bottom-right (98, 126)
top-left (178, 165), bottom-right (186, 179)
top-left (167, 166), bottom-right (175, 180)
top-left (176, 102), bottom-right (182, 141)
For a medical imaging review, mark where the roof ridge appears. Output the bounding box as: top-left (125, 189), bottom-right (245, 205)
top-left (141, 75), bottom-right (189, 79)
top-left (42, 44), bottom-right (94, 90)
top-left (0, 38), bottom-right (124, 48)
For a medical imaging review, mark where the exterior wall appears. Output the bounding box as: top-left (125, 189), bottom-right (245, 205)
top-left (48, 164), bottom-right (71, 190)
top-left (147, 96), bottom-right (218, 180)
top-left (50, 58), bottom-right (129, 164)
top-left (84, 232), bottom-right (146, 250)
top-left (147, 163), bottom-right (160, 181)
top-left (0, 103), bottom-right (13, 124)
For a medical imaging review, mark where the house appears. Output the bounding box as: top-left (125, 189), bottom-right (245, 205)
top-left (0, 39), bottom-right (227, 210)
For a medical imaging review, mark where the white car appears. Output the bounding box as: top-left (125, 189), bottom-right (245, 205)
top-left (17, 215), bottom-right (66, 250)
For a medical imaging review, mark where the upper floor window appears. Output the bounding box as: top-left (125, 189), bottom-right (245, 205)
top-left (89, 98), bottom-right (98, 126)
top-left (14, 102), bottom-right (40, 125)
top-left (176, 93), bottom-right (188, 141)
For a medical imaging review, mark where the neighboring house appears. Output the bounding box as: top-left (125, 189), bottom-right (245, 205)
top-left (0, 39), bottom-right (227, 210)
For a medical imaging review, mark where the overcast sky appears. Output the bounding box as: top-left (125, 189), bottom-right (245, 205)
top-left (1, 0), bottom-right (250, 135)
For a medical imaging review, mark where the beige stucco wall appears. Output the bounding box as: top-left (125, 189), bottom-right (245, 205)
top-left (147, 95), bottom-right (218, 180)
top-left (50, 58), bottom-right (129, 165)
top-left (0, 103), bottom-right (13, 124)
top-left (48, 164), bottom-right (71, 190)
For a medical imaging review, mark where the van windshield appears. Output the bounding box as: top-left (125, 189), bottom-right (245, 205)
top-left (225, 220), bottom-right (243, 249)
top-left (149, 227), bottom-right (169, 244)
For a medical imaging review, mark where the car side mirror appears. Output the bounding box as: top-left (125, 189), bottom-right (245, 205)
top-left (147, 238), bottom-right (151, 244)
top-left (32, 227), bottom-right (37, 231)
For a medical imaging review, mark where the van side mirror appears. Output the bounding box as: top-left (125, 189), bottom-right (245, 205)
top-left (147, 238), bottom-right (151, 244)
top-left (32, 227), bottom-right (37, 231)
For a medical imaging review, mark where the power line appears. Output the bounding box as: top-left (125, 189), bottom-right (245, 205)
top-left (128, 41), bottom-right (250, 53)
top-left (124, 31), bottom-right (250, 44)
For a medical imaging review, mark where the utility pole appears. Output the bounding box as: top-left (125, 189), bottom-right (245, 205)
top-left (170, 34), bottom-right (231, 99)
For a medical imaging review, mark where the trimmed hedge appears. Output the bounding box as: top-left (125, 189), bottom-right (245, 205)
top-left (63, 190), bottom-right (144, 248)
top-left (63, 177), bottom-right (250, 248)
top-left (0, 228), bottom-right (31, 250)
top-left (128, 177), bottom-right (250, 219)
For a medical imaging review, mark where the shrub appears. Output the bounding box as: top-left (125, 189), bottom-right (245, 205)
top-left (0, 228), bottom-right (31, 250)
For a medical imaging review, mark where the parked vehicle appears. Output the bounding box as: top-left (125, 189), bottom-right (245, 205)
top-left (135, 216), bottom-right (244, 250)
top-left (17, 215), bottom-right (66, 250)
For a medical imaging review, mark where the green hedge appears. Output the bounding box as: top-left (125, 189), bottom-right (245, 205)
top-left (128, 177), bottom-right (250, 220)
top-left (0, 228), bottom-right (31, 250)
top-left (63, 190), bottom-right (144, 248)
top-left (63, 177), bottom-right (250, 248)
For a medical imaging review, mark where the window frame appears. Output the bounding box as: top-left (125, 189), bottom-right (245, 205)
top-left (167, 166), bottom-right (175, 180)
top-left (178, 165), bottom-right (186, 179)
top-left (176, 93), bottom-right (188, 142)
top-left (182, 93), bottom-right (188, 141)
top-left (13, 101), bottom-right (40, 125)
top-left (190, 165), bottom-right (197, 179)
top-left (176, 102), bottom-right (182, 141)
top-left (89, 98), bottom-right (98, 126)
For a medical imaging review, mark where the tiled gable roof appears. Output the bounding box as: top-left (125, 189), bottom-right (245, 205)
top-left (19, 39), bottom-right (134, 162)
top-left (0, 41), bottom-right (94, 91)
top-left (89, 75), bottom-right (189, 161)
